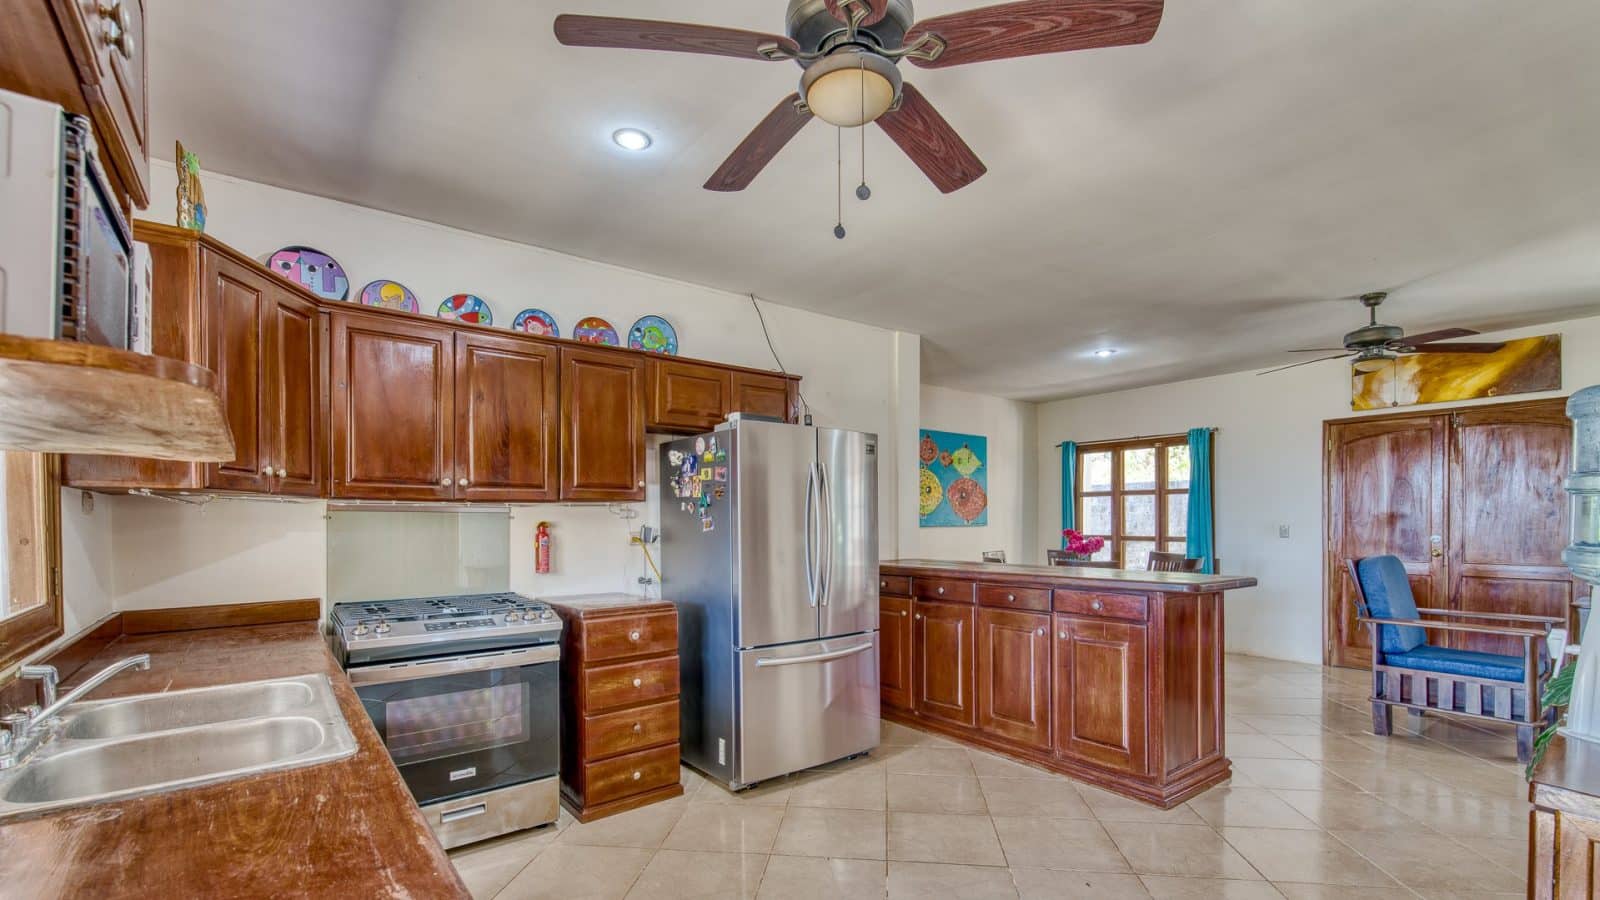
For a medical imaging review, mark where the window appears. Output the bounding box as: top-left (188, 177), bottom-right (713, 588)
top-left (0, 453), bottom-right (62, 671)
top-left (1076, 435), bottom-right (1196, 569)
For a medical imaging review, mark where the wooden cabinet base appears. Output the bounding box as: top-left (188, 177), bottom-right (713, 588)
top-left (563, 782), bottom-right (685, 824)
top-left (882, 708), bottom-right (1231, 808)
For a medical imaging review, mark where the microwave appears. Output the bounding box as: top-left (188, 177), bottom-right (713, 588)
top-left (0, 88), bottom-right (137, 350)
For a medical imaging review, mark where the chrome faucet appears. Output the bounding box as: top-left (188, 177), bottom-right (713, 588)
top-left (0, 654), bottom-right (151, 768)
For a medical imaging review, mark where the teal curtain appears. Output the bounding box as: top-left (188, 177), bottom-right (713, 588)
top-left (1186, 428), bottom-right (1216, 573)
top-left (1059, 442), bottom-right (1077, 544)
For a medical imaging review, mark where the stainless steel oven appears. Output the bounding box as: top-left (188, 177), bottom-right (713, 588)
top-left (331, 593), bottom-right (562, 848)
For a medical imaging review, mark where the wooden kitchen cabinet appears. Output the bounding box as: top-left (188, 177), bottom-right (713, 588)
top-left (266, 301), bottom-right (326, 497)
top-left (913, 599), bottom-right (976, 728)
top-left (880, 593), bottom-right (914, 713)
top-left (977, 606), bottom-right (1052, 751)
top-left (646, 358), bottom-right (730, 433)
top-left (454, 331), bottom-right (559, 502)
top-left (560, 347), bottom-right (646, 501)
top-left (731, 370), bottom-right (797, 422)
top-left (1054, 616), bottom-right (1148, 776)
top-left (330, 310), bottom-right (455, 501)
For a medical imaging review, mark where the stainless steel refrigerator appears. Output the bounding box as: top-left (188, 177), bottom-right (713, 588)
top-left (661, 417), bottom-right (880, 790)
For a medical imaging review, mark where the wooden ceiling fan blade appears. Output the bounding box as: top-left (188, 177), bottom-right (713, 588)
top-left (705, 94), bottom-right (814, 192)
top-left (553, 15), bottom-right (799, 61)
top-left (1403, 342), bottom-right (1506, 354)
top-left (875, 84), bottom-right (987, 193)
top-left (905, 0), bottom-right (1164, 70)
top-left (1256, 353), bottom-right (1353, 376)
top-left (1287, 347), bottom-right (1351, 353)
top-left (1401, 327), bottom-right (1479, 345)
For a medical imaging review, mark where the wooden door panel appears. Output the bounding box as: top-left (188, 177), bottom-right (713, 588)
top-left (731, 372), bottom-right (795, 422)
top-left (202, 251), bottom-right (270, 493)
top-left (456, 332), bottom-right (559, 502)
top-left (560, 347), bottom-right (645, 501)
top-left (1054, 617), bottom-right (1148, 775)
top-left (268, 293), bottom-right (324, 497)
top-left (977, 607), bottom-right (1051, 750)
top-left (915, 600), bottom-right (976, 728)
top-left (880, 595), bottom-right (914, 712)
top-left (647, 358), bottom-right (731, 433)
top-left (331, 312), bottom-right (454, 500)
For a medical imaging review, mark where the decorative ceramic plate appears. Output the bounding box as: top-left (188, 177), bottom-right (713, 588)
top-left (438, 294), bottom-right (493, 326)
top-left (628, 315), bottom-right (679, 355)
top-left (268, 246), bottom-right (350, 301)
top-left (512, 308), bottom-right (560, 337)
top-left (358, 279), bottom-right (420, 313)
top-left (573, 316), bottom-right (620, 346)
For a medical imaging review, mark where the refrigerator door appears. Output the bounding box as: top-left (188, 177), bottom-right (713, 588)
top-left (735, 634), bottom-right (880, 786)
top-left (817, 428), bottom-right (879, 640)
top-left (735, 421), bottom-right (820, 648)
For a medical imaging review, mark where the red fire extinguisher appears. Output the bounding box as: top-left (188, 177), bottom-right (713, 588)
top-left (535, 521), bottom-right (552, 575)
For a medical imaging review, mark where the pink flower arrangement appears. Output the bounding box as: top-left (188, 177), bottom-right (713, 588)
top-left (1061, 529), bottom-right (1106, 558)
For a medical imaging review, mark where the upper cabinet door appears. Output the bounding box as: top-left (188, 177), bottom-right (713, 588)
top-left (55, 0), bottom-right (149, 206)
top-left (201, 250), bottom-right (270, 493)
top-left (560, 347), bottom-right (646, 501)
top-left (455, 331), bottom-right (559, 502)
top-left (646, 358), bottom-right (731, 433)
top-left (731, 371), bottom-right (797, 423)
top-left (267, 295), bottom-right (326, 497)
top-left (330, 311), bottom-right (455, 500)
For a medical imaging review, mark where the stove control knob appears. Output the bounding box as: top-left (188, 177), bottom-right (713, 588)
top-left (539, 610), bottom-right (553, 621)
top-left (375, 622), bottom-right (391, 634)
top-left (506, 611), bottom-right (523, 623)
top-left (353, 624), bottom-right (370, 637)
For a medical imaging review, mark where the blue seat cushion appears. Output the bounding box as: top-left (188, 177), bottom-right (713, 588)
top-left (1384, 645), bottom-right (1525, 682)
top-left (1355, 555), bottom-right (1427, 653)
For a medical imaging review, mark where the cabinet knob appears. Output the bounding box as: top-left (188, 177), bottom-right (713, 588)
top-left (880, 581), bottom-right (886, 588)
top-left (914, 614), bottom-right (923, 620)
top-left (458, 478), bottom-right (469, 487)
top-left (633, 677), bottom-right (642, 688)
top-left (276, 467), bottom-right (287, 478)
top-left (441, 478), bottom-right (454, 487)
top-left (1091, 600), bottom-right (1103, 611)
top-left (632, 722), bottom-right (642, 734)
top-left (629, 630), bottom-right (641, 642)
top-left (262, 466), bottom-right (273, 476)
top-left (1007, 594), bottom-right (1016, 602)
top-left (1059, 632), bottom-right (1067, 639)
top-left (936, 587), bottom-right (945, 595)
top-left (98, 4), bottom-right (134, 59)
top-left (632, 771), bottom-right (642, 781)
top-left (900, 610), bottom-right (908, 617)
top-left (638, 480), bottom-right (646, 488)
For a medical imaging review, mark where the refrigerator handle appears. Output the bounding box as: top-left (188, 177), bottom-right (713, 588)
top-left (817, 461), bottom-right (832, 606)
top-left (804, 463), bottom-right (819, 608)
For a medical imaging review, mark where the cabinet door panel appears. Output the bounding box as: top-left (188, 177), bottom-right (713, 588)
top-left (560, 347), bottom-right (645, 501)
top-left (647, 358), bottom-right (731, 433)
top-left (331, 312), bottom-right (454, 500)
top-left (202, 251), bottom-right (270, 493)
top-left (268, 293), bottom-right (325, 496)
top-left (56, 0), bottom-right (149, 205)
top-left (915, 600), bottom-right (976, 728)
top-left (1054, 617), bottom-right (1148, 775)
top-left (880, 595), bottom-right (914, 712)
top-left (977, 607), bottom-right (1051, 750)
top-left (730, 371), bottom-right (795, 423)
top-left (455, 332), bottom-right (559, 501)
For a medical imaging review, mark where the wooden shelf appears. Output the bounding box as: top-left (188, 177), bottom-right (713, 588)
top-left (0, 334), bottom-right (235, 461)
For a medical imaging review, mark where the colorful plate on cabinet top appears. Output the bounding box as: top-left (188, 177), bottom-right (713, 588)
top-left (358, 279), bottom-right (420, 313)
top-left (628, 315), bottom-right (678, 355)
top-left (268, 246), bottom-right (350, 301)
top-left (512, 308), bottom-right (560, 337)
top-left (438, 294), bottom-right (493, 326)
top-left (573, 316), bottom-right (620, 346)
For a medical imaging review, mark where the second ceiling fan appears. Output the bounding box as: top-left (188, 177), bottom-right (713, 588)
top-left (554, 0), bottom-right (1165, 194)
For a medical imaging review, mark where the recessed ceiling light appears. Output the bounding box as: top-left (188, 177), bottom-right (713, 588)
top-left (612, 128), bottom-right (653, 151)
top-left (1093, 348), bottom-right (1119, 359)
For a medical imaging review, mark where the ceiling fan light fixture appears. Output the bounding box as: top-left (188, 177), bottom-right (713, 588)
top-left (1351, 352), bottom-right (1394, 374)
top-left (800, 49), bottom-right (901, 128)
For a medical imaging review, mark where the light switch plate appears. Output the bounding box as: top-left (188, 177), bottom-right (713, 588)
top-left (1278, 524), bottom-right (1291, 539)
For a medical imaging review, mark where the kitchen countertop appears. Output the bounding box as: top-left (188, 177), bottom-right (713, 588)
top-left (881, 558), bottom-right (1259, 593)
top-left (0, 621), bottom-right (469, 899)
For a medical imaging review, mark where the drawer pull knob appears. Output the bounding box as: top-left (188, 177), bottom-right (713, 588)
top-left (633, 770), bottom-right (642, 780)
top-left (1036, 628), bottom-right (1045, 636)
top-left (1091, 600), bottom-right (1103, 611)
top-left (1007, 594), bottom-right (1016, 602)
top-left (629, 630), bottom-right (641, 642)
top-left (900, 610), bottom-right (908, 617)
top-left (633, 677), bottom-right (643, 688)
top-left (937, 587), bottom-right (945, 595)
top-left (632, 722), bottom-right (642, 733)
top-left (441, 477), bottom-right (453, 487)
top-left (914, 614), bottom-right (923, 620)
top-left (1059, 632), bottom-right (1067, 639)
top-left (880, 580), bottom-right (886, 588)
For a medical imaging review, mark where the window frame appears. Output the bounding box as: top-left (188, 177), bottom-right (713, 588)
top-left (0, 453), bottom-right (63, 673)
top-left (1074, 434), bottom-right (1202, 569)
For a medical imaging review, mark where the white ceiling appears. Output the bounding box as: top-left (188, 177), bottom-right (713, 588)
top-left (148, 0), bottom-right (1600, 400)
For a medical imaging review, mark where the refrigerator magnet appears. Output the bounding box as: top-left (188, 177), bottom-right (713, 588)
top-left (699, 467), bottom-right (713, 482)
top-left (695, 437), bottom-right (706, 454)
top-left (701, 515), bottom-right (714, 532)
top-left (713, 485), bottom-right (726, 500)
top-left (714, 466), bottom-right (728, 482)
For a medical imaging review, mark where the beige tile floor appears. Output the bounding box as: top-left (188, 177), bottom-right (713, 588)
top-left (449, 655), bottom-right (1530, 899)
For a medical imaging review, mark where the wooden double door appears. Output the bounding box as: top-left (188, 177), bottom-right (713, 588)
top-left (1325, 398), bottom-right (1578, 667)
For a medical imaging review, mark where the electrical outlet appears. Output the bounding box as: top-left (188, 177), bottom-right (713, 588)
top-left (81, 492), bottom-right (94, 515)
top-left (1278, 524), bottom-right (1291, 539)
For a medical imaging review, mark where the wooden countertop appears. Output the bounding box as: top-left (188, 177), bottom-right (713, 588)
top-left (1532, 733), bottom-right (1600, 799)
top-left (881, 559), bottom-right (1259, 594)
top-left (544, 592), bottom-right (674, 618)
top-left (0, 621), bottom-right (468, 899)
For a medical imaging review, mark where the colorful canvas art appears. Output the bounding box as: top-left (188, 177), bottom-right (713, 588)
top-left (268, 246), bottom-right (350, 301)
top-left (1352, 334), bottom-right (1561, 410)
top-left (918, 429), bottom-right (988, 527)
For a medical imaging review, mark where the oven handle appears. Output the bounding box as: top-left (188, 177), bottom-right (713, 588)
top-left (346, 644), bottom-right (559, 686)
top-left (753, 641), bottom-right (873, 668)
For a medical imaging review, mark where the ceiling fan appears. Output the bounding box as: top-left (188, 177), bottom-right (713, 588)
top-left (553, 0), bottom-right (1165, 194)
top-left (1259, 292), bottom-right (1505, 376)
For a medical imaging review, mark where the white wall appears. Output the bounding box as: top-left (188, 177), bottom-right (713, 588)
top-left (918, 385), bottom-right (1038, 565)
top-left (1035, 313), bottom-right (1600, 664)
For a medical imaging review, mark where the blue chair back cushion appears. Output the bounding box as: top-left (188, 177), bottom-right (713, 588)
top-left (1354, 555), bottom-right (1427, 654)
top-left (1383, 645), bottom-right (1525, 682)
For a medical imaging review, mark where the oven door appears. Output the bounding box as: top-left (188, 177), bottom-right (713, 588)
top-left (347, 644), bottom-right (559, 806)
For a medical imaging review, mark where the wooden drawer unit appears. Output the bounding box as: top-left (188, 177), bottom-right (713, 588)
top-left (913, 577), bottom-right (975, 604)
top-left (978, 584), bottom-right (1051, 612)
top-left (547, 595), bottom-right (685, 822)
top-left (1054, 590), bottom-right (1148, 621)
top-left (879, 575), bottom-right (911, 596)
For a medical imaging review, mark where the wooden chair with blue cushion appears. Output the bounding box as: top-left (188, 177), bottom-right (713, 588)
top-left (1349, 555), bottom-right (1561, 763)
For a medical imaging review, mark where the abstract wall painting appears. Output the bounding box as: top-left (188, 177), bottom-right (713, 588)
top-left (918, 429), bottom-right (988, 527)
top-left (1352, 334), bottom-right (1561, 410)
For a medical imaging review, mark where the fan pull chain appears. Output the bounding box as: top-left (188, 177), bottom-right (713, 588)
top-left (856, 56), bottom-right (871, 201)
top-left (834, 126), bottom-right (846, 239)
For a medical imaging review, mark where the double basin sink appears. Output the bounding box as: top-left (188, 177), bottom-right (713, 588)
top-left (0, 674), bottom-right (357, 820)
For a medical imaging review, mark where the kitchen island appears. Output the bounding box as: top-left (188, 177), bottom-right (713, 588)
top-left (878, 559), bottom-right (1257, 807)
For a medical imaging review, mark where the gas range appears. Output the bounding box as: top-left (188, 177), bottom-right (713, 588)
top-left (328, 592), bottom-right (561, 667)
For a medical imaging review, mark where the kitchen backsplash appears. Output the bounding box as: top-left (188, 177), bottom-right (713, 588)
top-left (327, 509), bottom-right (510, 604)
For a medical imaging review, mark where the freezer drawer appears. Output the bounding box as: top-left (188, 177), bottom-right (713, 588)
top-left (736, 634), bottom-right (880, 787)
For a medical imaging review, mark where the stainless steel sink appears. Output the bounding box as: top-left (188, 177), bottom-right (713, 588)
top-left (0, 674), bottom-right (357, 819)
